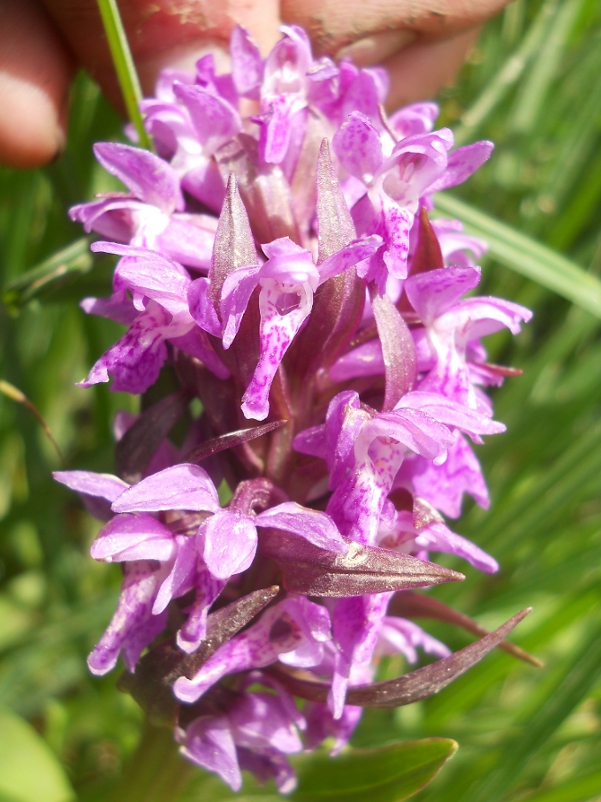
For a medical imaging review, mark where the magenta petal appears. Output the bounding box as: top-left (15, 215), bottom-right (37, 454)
top-left (230, 693), bottom-right (303, 754)
top-left (398, 391), bottom-right (505, 438)
top-left (91, 513), bottom-right (175, 562)
top-left (429, 140), bottom-right (494, 193)
top-left (389, 102), bottom-right (439, 138)
top-left (173, 83), bottom-right (242, 152)
top-left (169, 327), bottom-right (231, 380)
top-left (449, 297), bottom-right (533, 338)
top-left (87, 561), bottom-right (165, 675)
top-left (415, 522), bottom-right (499, 573)
top-left (155, 215), bottom-right (216, 270)
top-left (372, 409), bottom-right (454, 463)
top-left (115, 253), bottom-right (191, 316)
top-left (381, 197), bottom-right (413, 280)
top-left (78, 305), bottom-right (170, 395)
top-left (255, 503), bottom-right (347, 554)
top-left (81, 291), bottom-right (137, 326)
top-left (329, 340), bottom-right (384, 382)
top-left (241, 280), bottom-right (313, 421)
top-left (94, 142), bottom-right (184, 213)
top-left (177, 567), bottom-right (225, 652)
top-left (53, 470), bottom-right (128, 502)
top-left (220, 265), bottom-right (262, 348)
top-left (378, 617), bottom-right (451, 661)
top-left (341, 68), bottom-right (388, 127)
top-left (203, 510), bottom-right (258, 579)
top-left (405, 266), bottom-right (482, 322)
top-left (260, 95), bottom-right (300, 164)
top-left (231, 25), bottom-right (263, 99)
top-left (187, 277), bottom-right (222, 336)
top-left (326, 392), bottom-right (365, 487)
top-left (112, 463), bottom-right (220, 513)
top-left (180, 717), bottom-right (242, 792)
top-left (153, 535), bottom-right (198, 614)
top-left (174, 597), bottom-right (319, 703)
top-left (332, 112), bottom-right (383, 184)
top-left (318, 235), bottom-right (383, 283)
top-left (409, 433), bottom-right (490, 518)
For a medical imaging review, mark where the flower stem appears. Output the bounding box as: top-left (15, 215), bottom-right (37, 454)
top-left (108, 721), bottom-right (195, 802)
top-left (96, 0), bottom-right (153, 151)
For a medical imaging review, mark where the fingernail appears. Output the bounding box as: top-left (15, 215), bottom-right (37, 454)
top-left (336, 29), bottom-right (417, 67)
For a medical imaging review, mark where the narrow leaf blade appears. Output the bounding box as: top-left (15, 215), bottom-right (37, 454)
top-left (97, 0), bottom-right (152, 150)
top-left (434, 193), bottom-right (601, 317)
top-left (290, 738), bottom-right (457, 802)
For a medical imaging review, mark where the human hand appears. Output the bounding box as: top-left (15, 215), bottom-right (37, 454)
top-left (0, 0), bottom-right (511, 168)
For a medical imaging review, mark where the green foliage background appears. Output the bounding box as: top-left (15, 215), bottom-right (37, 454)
top-left (1, 1), bottom-right (601, 799)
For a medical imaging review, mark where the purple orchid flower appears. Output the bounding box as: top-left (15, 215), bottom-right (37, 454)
top-left (140, 74), bottom-right (242, 213)
top-left (60, 22), bottom-right (535, 793)
top-left (405, 266), bottom-right (532, 406)
top-left (179, 688), bottom-right (303, 793)
top-left (79, 243), bottom-right (229, 394)
top-left (256, 25), bottom-right (313, 165)
top-left (333, 111), bottom-right (493, 291)
top-left (191, 233), bottom-right (381, 421)
top-left (111, 463), bottom-right (346, 581)
top-left (174, 595), bottom-right (332, 704)
top-left (70, 143), bottom-right (217, 269)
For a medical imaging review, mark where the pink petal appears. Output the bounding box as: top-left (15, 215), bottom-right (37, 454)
top-left (112, 463), bottom-right (220, 513)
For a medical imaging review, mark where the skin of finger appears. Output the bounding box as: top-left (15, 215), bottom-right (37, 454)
top-left (281, 0), bottom-right (511, 54)
top-left (41, 0), bottom-right (281, 108)
top-left (383, 28), bottom-right (480, 111)
top-left (0, 0), bottom-right (74, 168)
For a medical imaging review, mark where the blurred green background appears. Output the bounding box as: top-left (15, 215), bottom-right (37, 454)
top-left (1, 1), bottom-right (601, 800)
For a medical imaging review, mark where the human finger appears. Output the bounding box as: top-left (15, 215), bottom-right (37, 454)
top-left (41, 0), bottom-right (281, 111)
top-left (0, 0), bottom-right (74, 168)
top-left (281, 0), bottom-right (510, 56)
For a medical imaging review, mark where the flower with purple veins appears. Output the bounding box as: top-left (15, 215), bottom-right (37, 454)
top-left (70, 142), bottom-right (217, 269)
top-left (333, 111), bottom-right (493, 292)
top-left (59, 22), bottom-right (536, 795)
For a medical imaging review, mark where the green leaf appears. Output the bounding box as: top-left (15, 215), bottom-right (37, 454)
top-left (2, 237), bottom-right (93, 310)
top-left (453, 0), bottom-right (560, 143)
top-left (466, 612), bottom-right (601, 802)
top-left (433, 193), bottom-right (601, 318)
top-left (521, 768), bottom-right (601, 802)
top-left (290, 739), bottom-right (457, 802)
top-left (96, 0), bottom-right (152, 150)
top-left (0, 706), bottom-right (75, 802)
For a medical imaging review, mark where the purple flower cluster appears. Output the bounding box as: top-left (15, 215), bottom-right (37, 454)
top-left (56, 25), bottom-right (531, 794)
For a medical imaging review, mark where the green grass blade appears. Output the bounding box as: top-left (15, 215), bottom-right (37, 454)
top-left (433, 193), bottom-right (601, 317)
top-left (466, 611), bottom-right (601, 802)
top-left (2, 237), bottom-right (93, 310)
top-left (453, 0), bottom-right (559, 145)
top-left (509, 0), bottom-right (583, 135)
top-left (96, 0), bottom-right (152, 150)
top-left (520, 768), bottom-right (601, 802)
